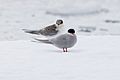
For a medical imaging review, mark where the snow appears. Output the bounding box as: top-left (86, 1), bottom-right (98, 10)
top-left (0, 36), bottom-right (120, 80)
top-left (0, 0), bottom-right (120, 40)
top-left (0, 0), bottom-right (120, 80)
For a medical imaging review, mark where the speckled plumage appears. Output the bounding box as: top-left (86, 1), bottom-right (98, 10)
top-left (23, 19), bottom-right (63, 36)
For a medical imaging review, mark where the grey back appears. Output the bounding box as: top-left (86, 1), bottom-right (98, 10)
top-left (50, 33), bottom-right (77, 48)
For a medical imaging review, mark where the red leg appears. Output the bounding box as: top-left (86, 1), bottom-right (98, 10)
top-left (65, 48), bottom-right (68, 52)
top-left (63, 48), bottom-right (68, 52)
top-left (63, 48), bottom-right (65, 52)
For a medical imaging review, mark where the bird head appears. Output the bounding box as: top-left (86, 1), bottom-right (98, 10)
top-left (56, 19), bottom-right (63, 25)
top-left (68, 29), bottom-right (75, 34)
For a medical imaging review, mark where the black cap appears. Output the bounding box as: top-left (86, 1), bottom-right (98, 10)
top-left (68, 29), bottom-right (75, 34)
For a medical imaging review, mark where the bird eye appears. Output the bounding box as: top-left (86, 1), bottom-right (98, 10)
top-left (56, 20), bottom-right (63, 25)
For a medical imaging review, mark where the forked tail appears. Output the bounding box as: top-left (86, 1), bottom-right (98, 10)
top-left (33, 38), bottom-right (53, 44)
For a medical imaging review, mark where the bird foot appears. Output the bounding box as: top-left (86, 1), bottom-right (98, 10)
top-left (63, 48), bottom-right (68, 52)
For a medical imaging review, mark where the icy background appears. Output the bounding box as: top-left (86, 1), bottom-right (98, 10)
top-left (0, 0), bottom-right (120, 40)
top-left (0, 0), bottom-right (120, 80)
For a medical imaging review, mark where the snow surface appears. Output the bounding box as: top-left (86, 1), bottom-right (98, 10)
top-left (0, 36), bottom-right (120, 80)
top-left (0, 0), bottom-right (120, 80)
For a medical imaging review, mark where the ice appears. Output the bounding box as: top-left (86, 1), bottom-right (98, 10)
top-left (0, 0), bottom-right (120, 80)
top-left (0, 36), bottom-right (120, 80)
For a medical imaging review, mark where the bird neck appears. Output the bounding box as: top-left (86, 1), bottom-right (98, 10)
top-left (56, 23), bottom-right (64, 27)
top-left (55, 24), bottom-right (64, 31)
top-left (68, 33), bottom-right (75, 36)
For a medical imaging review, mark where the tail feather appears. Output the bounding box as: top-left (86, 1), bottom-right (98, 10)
top-left (22, 29), bottom-right (40, 35)
top-left (33, 38), bottom-right (53, 44)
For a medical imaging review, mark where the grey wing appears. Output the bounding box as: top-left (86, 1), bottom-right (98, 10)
top-left (22, 29), bottom-right (41, 35)
top-left (50, 34), bottom-right (77, 48)
top-left (42, 24), bottom-right (58, 36)
top-left (22, 24), bottom-right (58, 36)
